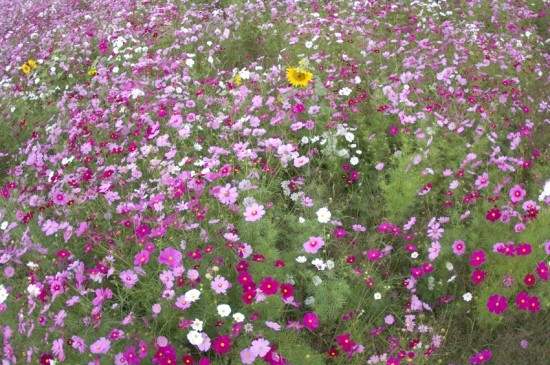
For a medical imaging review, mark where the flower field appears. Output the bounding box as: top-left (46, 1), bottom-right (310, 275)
top-left (0, 0), bottom-right (549, 364)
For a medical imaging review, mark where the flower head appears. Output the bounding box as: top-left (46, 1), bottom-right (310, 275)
top-left (286, 67), bottom-right (313, 88)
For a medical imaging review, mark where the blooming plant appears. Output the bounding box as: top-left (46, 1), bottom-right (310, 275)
top-left (0, 0), bottom-right (549, 364)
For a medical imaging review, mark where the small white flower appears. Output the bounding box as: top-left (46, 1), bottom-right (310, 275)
top-left (305, 41), bottom-right (313, 48)
top-left (463, 292), bottom-right (472, 302)
top-left (326, 260), bottom-right (335, 270)
top-left (344, 132), bottom-right (355, 142)
top-left (312, 276), bottom-right (323, 286)
top-left (233, 312), bottom-right (245, 322)
top-left (316, 207), bottom-right (331, 223)
top-left (184, 289), bottom-right (201, 303)
top-left (191, 319), bottom-right (203, 331)
top-left (185, 58), bottom-right (195, 67)
top-left (27, 261), bottom-right (38, 268)
top-left (350, 156), bottom-right (359, 165)
top-left (447, 275), bottom-right (457, 283)
top-left (296, 256), bottom-right (307, 263)
top-left (304, 296), bottom-right (315, 305)
top-left (298, 217), bottom-right (305, 224)
top-left (0, 221), bottom-right (7, 230)
top-left (411, 252), bottom-right (419, 259)
top-left (445, 262), bottom-right (454, 271)
top-left (374, 292), bottom-right (382, 300)
top-left (0, 284), bottom-right (8, 304)
top-left (27, 284), bottom-right (41, 297)
top-left (187, 330), bottom-right (203, 345)
top-left (217, 304), bottom-right (231, 317)
top-left (311, 258), bottom-right (326, 271)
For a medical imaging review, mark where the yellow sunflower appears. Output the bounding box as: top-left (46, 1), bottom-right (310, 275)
top-left (286, 67), bottom-right (313, 88)
top-left (28, 59), bottom-right (37, 68)
top-left (21, 64), bottom-right (30, 74)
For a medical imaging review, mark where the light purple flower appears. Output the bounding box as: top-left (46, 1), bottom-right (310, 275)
top-left (244, 203), bottom-right (265, 222)
top-left (120, 270), bottom-right (139, 288)
top-left (158, 247), bottom-right (182, 269)
top-left (211, 276), bottom-right (232, 294)
top-left (90, 337), bottom-right (110, 354)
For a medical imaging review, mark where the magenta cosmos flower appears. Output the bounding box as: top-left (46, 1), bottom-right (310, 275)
top-left (259, 277), bottom-right (279, 295)
top-left (212, 335), bottom-right (231, 354)
top-left (303, 236), bottom-right (325, 254)
top-left (470, 348), bottom-right (491, 363)
top-left (303, 313), bottom-right (319, 330)
top-left (487, 294), bottom-right (507, 314)
top-left (158, 247), bottom-right (182, 269)
top-left (244, 203), bottom-right (265, 222)
top-left (469, 250), bottom-right (486, 266)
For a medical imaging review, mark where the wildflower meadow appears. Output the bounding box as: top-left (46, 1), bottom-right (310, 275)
top-left (1, 0), bottom-right (549, 364)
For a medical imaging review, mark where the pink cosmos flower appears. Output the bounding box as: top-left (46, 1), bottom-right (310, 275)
top-left (303, 236), bottom-right (325, 254)
top-left (293, 155), bottom-right (309, 168)
top-left (120, 270), bottom-right (139, 289)
top-left (469, 250), bottom-right (486, 266)
top-left (211, 276), bottom-right (232, 294)
top-left (240, 348), bottom-right (257, 364)
top-left (90, 337), bottom-right (111, 354)
top-left (158, 247), bottom-right (182, 269)
top-left (475, 172), bottom-right (489, 189)
top-left (487, 294), bottom-right (507, 314)
top-left (428, 241), bottom-right (441, 261)
top-left (244, 203), bottom-right (265, 222)
top-left (453, 240), bottom-right (466, 255)
top-left (218, 184), bottom-right (238, 205)
top-left (52, 191), bottom-right (67, 205)
top-left (509, 184), bottom-right (526, 203)
top-left (250, 338), bottom-right (271, 357)
top-left (303, 313), bottom-right (319, 330)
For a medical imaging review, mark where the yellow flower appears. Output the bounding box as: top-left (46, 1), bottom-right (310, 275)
top-left (88, 69), bottom-right (97, 76)
top-left (286, 67), bottom-right (313, 88)
top-left (28, 60), bottom-right (37, 68)
top-left (235, 74), bottom-right (242, 85)
top-left (21, 64), bottom-right (30, 74)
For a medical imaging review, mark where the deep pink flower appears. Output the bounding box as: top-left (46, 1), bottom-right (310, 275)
top-left (259, 277), bottom-right (278, 296)
top-left (336, 333), bottom-right (355, 352)
top-left (487, 294), bottom-right (507, 314)
top-left (536, 262), bottom-right (549, 281)
top-left (516, 243), bottom-right (531, 256)
top-left (212, 336), bottom-right (231, 354)
top-left (471, 270), bottom-right (487, 285)
top-left (524, 273), bottom-right (536, 286)
top-left (469, 250), bottom-right (486, 266)
top-left (470, 348), bottom-right (491, 363)
top-left (303, 313), bottom-right (319, 330)
top-left (528, 296), bottom-right (541, 312)
top-left (366, 250), bottom-right (381, 261)
top-left (516, 292), bottom-right (530, 311)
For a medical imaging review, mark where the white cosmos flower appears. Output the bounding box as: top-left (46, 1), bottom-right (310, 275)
top-left (187, 330), bottom-right (203, 345)
top-left (463, 292), bottom-right (472, 302)
top-left (217, 304), bottom-right (231, 317)
top-left (191, 319), bottom-right (203, 331)
top-left (316, 207), bottom-right (331, 223)
top-left (184, 289), bottom-right (201, 303)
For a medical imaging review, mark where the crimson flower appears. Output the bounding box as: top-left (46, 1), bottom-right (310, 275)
top-left (259, 277), bottom-right (279, 296)
top-left (485, 208), bottom-right (501, 222)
